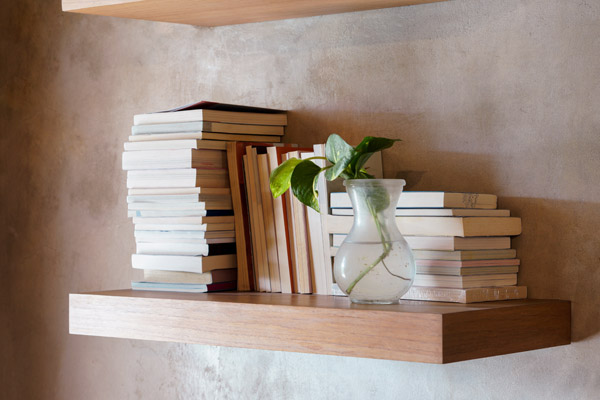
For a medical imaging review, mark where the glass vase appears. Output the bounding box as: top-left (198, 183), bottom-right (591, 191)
top-left (333, 179), bottom-right (416, 304)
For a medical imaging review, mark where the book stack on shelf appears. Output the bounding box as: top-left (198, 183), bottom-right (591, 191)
top-left (123, 101), bottom-right (287, 293)
top-left (327, 192), bottom-right (527, 303)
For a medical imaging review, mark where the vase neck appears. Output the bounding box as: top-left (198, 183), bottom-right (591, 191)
top-left (344, 179), bottom-right (404, 238)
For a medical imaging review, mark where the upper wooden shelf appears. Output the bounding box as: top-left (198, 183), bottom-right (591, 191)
top-left (62, 0), bottom-right (448, 27)
top-left (70, 290), bottom-right (570, 363)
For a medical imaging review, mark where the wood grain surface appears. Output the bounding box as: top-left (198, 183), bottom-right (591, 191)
top-left (62, 0), bottom-right (448, 27)
top-left (70, 290), bottom-right (570, 363)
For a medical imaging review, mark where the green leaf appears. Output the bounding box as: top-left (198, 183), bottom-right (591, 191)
top-left (350, 137), bottom-right (400, 176)
top-left (324, 134), bottom-right (355, 181)
top-left (364, 185), bottom-right (391, 214)
top-left (355, 136), bottom-right (399, 154)
top-left (290, 160), bottom-right (322, 212)
top-left (269, 158), bottom-right (303, 198)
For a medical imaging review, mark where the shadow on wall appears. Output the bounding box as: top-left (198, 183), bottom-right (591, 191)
top-left (286, 109), bottom-right (599, 344)
top-left (500, 197), bottom-right (600, 343)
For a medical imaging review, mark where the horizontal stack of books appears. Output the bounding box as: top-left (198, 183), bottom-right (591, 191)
top-left (328, 191), bottom-right (527, 303)
top-left (124, 101), bottom-right (287, 293)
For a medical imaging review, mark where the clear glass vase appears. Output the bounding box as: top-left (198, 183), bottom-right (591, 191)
top-left (333, 179), bottom-right (416, 304)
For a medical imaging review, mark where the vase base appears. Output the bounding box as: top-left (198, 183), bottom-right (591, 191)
top-left (350, 299), bottom-right (400, 305)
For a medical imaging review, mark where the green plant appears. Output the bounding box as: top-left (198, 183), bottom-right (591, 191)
top-left (269, 133), bottom-right (402, 294)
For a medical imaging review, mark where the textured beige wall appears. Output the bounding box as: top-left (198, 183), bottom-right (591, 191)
top-left (2, 0), bottom-right (599, 399)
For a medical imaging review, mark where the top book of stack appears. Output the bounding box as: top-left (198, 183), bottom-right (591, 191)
top-left (130, 101), bottom-right (287, 143)
top-left (133, 101), bottom-right (287, 126)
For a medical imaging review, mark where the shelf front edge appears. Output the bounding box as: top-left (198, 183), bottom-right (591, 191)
top-left (442, 299), bottom-right (571, 363)
top-left (69, 291), bottom-right (444, 363)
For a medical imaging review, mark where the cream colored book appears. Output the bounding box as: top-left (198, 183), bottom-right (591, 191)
top-left (127, 201), bottom-right (232, 211)
top-left (124, 139), bottom-right (228, 151)
top-left (131, 121), bottom-right (284, 136)
top-left (243, 152), bottom-right (270, 292)
top-left (257, 153), bottom-right (281, 293)
top-left (327, 215), bottom-right (522, 237)
top-left (126, 168), bottom-right (229, 189)
top-left (412, 249), bottom-right (517, 261)
top-left (142, 268), bottom-right (238, 284)
top-left (134, 230), bottom-right (235, 240)
top-left (413, 273), bottom-right (517, 289)
top-left (131, 254), bottom-right (237, 273)
top-left (133, 223), bottom-right (234, 232)
top-left (128, 187), bottom-right (231, 196)
top-left (132, 215), bottom-right (234, 225)
top-left (266, 147), bottom-right (292, 294)
top-left (284, 151), bottom-right (312, 294)
top-left (126, 194), bottom-right (231, 204)
top-left (128, 132), bottom-right (281, 143)
top-left (331, 208), bottom-right (510, 217)
top-left (332, 235), bottom-right (511, 250)
top-left (401, 286), bottom-right (527, 303)
top-left (404, 236), bottom-right (511, 250)
top-left (134, 108), bottom-right (287, 126)
top-left (415, 259), bottom-right (520, 267)
top-left (330, 191), bottom-right (498, 209)
top-left (415, 265), bottom-right (519, 276)
top-left (136, 241), bottom-right (235, 256)
top-left (122, 148), bottom-right (226, 170)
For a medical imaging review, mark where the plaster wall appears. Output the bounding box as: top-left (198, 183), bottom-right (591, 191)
top-left (1, 0), bottom-right (599, 399)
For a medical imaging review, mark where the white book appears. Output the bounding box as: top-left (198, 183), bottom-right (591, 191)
top-left (128, 187), bottom-right (230, 196)
top-left (413, 273), bottom-right (518, 289)
top-left (131, 281), bottom-right (236, 293)
top-left (330, 191), bottom-right (498, 209)
top-left (327, 215), bottom-right (522, 237)
top-left (128, 132), bottom-right (281, 143)
top-left (127, 202), bottom-right (231, 211)
top-left (126, 194), bottom-right (231, 204)
top-left (134, 230), bottom-right (235, 240)
top-left (128, 209), bottom-right (232, 218)
top-left (331, 235), bottom-right (511, 251)
top-left (131, 121), bottom-right (284, 136)
top-left (412, 249), bottom-right (517, 261)
top-left (122, 149), bottom-right (226, 170)
top-left (134, 108), bottom-right (287, 126)
top-left (127, 168), bottom-right (229, 189)
top-left (401, 285), bottom-right (527, 303)
top-left (331, 208), bottom-right (510, 217)
top-left (131, 215), bottom-right (234, 225)
top-left (124, 139), bottom-right (227, 151)
top-left (302, 152), bottom-right (328, 295)
top-left (131, 254), bottom-right (237, 273)
top-left (134, 223), bottom-right (234, 231)
top-left (136, 241), bottom-right (235, 256)
top-left (136, 237), bottom-right (235, 244)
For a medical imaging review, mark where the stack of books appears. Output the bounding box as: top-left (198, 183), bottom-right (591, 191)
top-left (231, 144), bottom-right (383, 295)
top-left (328, 192), bottom-right (527, 303)
top-left (123, 101), bottom-right (287, 293)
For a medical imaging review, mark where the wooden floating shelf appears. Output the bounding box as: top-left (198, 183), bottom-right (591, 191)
top-left (70, 290), bottom-right (571, 363)
top-left (61, 0), bottom-right (448, 27)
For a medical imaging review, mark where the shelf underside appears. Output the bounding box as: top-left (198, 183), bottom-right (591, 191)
top-left (62, 0), bottom-right (448, 27)
top-left (70, 290), bottom-right (570, 363)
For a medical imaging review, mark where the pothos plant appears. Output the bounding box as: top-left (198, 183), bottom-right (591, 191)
top-left (269, 134), bottom-right (406, 294)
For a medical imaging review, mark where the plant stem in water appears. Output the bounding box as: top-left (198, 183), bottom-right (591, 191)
top-left (345, 199), bottom-right (410, 294)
